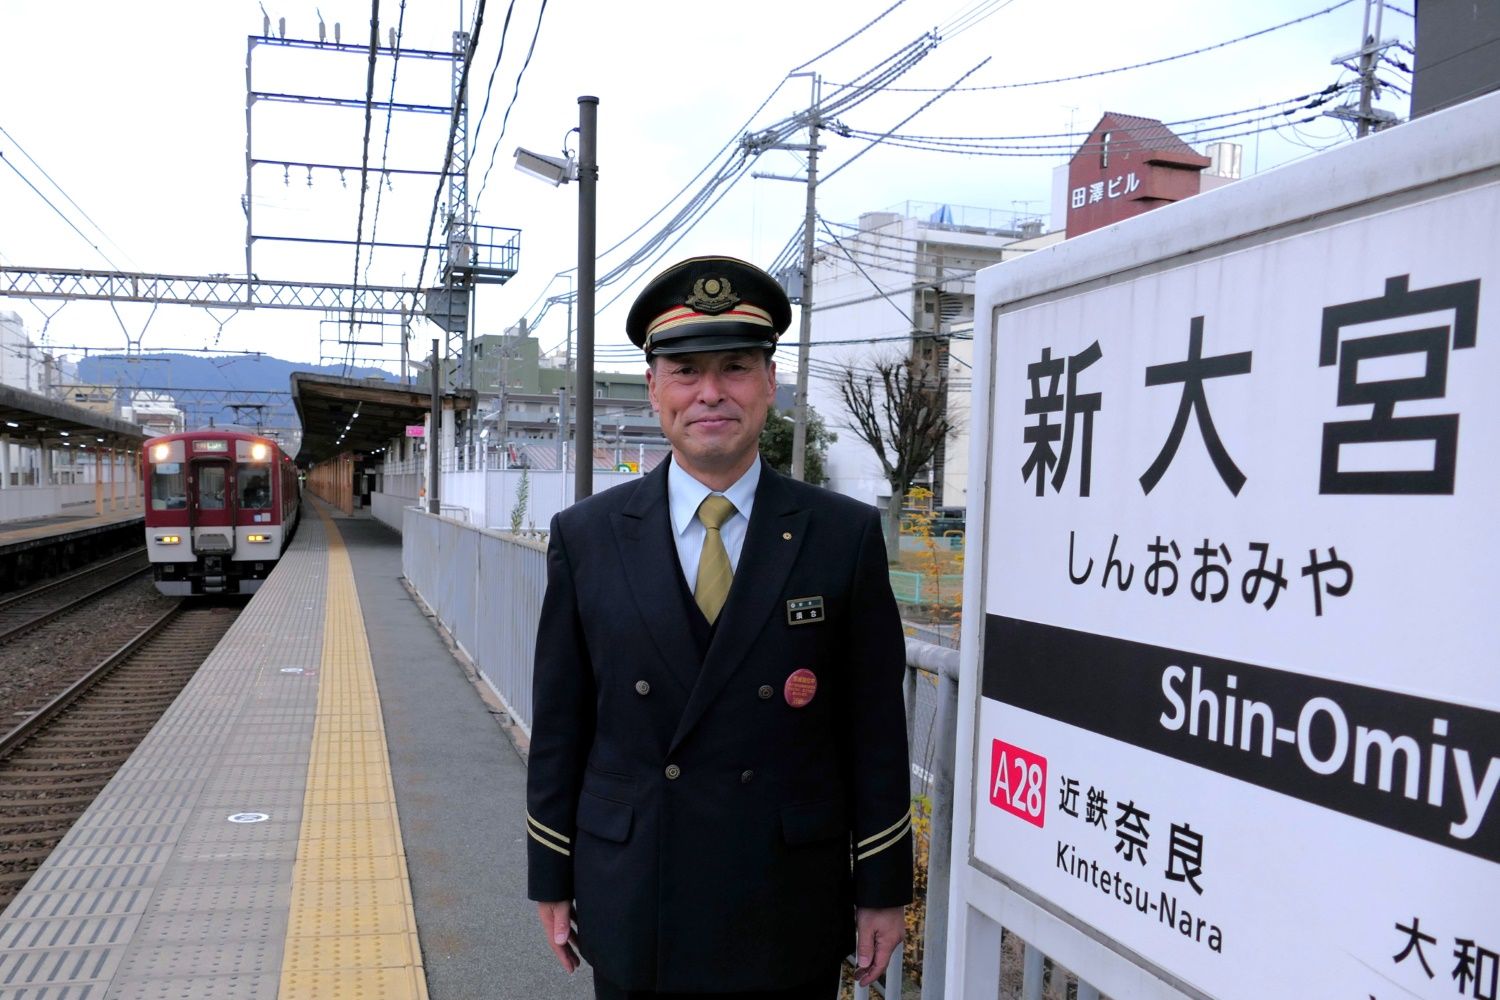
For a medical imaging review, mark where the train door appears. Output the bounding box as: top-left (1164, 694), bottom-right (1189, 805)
top-left (188, 459), bottom-right (236, 592)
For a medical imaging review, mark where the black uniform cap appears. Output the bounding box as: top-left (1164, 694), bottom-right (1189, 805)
top-left (626, 255), bottom-right (792, 358)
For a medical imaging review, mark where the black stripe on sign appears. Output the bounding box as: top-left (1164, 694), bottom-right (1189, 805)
top-left (983, 614), bottom-right (1500, 864)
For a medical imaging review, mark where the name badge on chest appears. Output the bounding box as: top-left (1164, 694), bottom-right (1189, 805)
top-left (786, 596), bottom-right (825, 626)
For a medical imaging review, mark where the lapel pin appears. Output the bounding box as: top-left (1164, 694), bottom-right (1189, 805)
top-left (782, 531), bottom-right (792, 540)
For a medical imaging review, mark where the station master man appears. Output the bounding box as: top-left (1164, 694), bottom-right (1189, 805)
top-left (526, 255), bottom-right (913, 999)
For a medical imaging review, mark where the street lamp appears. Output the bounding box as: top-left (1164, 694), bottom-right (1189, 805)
top-left (512, 147), bottom-right (575, 186)
top-left (514, 95), bottom-right (598, 501)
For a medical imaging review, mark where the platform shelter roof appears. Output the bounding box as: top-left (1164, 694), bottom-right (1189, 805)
top-left (0, 382), bottom-right (149, 451)
top-left (290, 372), bottom-right (473, 464)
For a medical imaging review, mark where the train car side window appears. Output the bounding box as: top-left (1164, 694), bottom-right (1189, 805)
top-left (238, 465), bottom-right (272, 510)
top-left (197, 466), bottom-right (227, 510)
top-left (152, 462), bottom-right (186, 510)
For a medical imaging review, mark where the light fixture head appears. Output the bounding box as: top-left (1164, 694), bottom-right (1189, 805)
top-left (513, 146), bottom-right (575, 186)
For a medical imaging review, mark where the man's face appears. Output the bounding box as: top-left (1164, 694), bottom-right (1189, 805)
top-left (647, 349), bottom-right (776, 483)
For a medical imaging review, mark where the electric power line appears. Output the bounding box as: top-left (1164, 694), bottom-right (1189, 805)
top-left (790, 0), bottom-right (908, 74)
top-left (0, 149), bottom-right (123, 271)
top-left (0, 124), bottom-right (136, 271)
top-left (827, 0), bottom-right (1358, 93)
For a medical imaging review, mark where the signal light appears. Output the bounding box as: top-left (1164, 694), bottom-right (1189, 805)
top-left (247, 534), bottom-right (271, 543)
top-left (155, 535), bottom-right (181, 544)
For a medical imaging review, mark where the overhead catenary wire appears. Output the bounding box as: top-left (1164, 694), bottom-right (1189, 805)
top-left (409, 0), bottom-right (489, 306)
top-left (344, 0), bottom-right (382, 376)
top-left (360, 0), bottom-right (408, 290)
top-left (473, 0), bottom-right (550, 211)
top-left (467, 0), bottom-right (521, 163)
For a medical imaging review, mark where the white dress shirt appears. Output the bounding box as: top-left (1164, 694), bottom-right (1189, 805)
top-left (667, 458), bottom-right (760, 593)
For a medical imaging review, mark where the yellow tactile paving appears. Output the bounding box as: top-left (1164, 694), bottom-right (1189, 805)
top-left (279, 504), bottom-right (426, 997)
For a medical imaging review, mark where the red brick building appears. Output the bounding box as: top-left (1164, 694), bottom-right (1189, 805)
top-left (1065, 112), bottom-right (1211, 237)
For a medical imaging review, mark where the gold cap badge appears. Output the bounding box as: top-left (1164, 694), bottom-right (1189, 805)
top-left (684, 276), bottom-right (740, 314)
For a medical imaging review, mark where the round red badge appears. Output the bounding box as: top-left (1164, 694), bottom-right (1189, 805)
top-left (784, 668), bottom-right (818, 708)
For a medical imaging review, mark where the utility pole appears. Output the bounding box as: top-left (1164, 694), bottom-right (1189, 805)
top-left (1326, 0), bottom-right (1398, 136)
top-left (1357, 0), bottom-right (1384, 138)
top-left (576, 96), bottom-right (599, 501)
top-left (791, 82), bottom-right (820, 483)
top-left (749, 73), bottom-right (822, 482)
top-left (428, 336), bottom-right (440, 515)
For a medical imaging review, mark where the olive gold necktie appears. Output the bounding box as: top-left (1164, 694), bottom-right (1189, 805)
top-left (694, 494), bottom-right (737, 624)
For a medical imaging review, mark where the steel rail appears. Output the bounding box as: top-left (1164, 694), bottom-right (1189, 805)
top-left (0, 564), bottom-right (152, 646)
top-left (0, 602), bottom-right (182, 760)
top-left (0, 548), bottom-right (146, 615)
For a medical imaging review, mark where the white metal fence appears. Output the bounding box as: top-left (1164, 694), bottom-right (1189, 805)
top-left (402, 506), bottom-right (547, 735)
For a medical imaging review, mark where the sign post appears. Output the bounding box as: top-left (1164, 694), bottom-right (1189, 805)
top-left (947, 92), bottom-right (1500, 1000)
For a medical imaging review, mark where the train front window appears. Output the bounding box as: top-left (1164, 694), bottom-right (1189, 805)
top-left (197, 466), bottom-right (227, 510)
top-left (152, 462), bottom-right (186, 510)
top-left (239, 465), bottom-right (272, 510)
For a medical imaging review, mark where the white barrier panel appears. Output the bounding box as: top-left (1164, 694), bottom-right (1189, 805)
top-left (0, 486), bottom-right (63, 521)
top-left (402, 506), bottom-right (547, 732)
top-left (949, 93), bottom-right (1500, 1000)
top-left (370, 492), bottom-right (413, 534)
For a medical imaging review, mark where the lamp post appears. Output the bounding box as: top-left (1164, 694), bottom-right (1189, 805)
top-left (515, 95), bottom-right (599, 501)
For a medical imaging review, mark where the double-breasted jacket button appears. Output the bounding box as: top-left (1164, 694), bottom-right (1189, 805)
top-left (664, 764), bottom-right (682, 780)
top-left (635, 680), bottom-right (651, 696)
top-left (757, 685), bottom-right (774, 700)
top-left (740, 770), bottom-right (755, 784)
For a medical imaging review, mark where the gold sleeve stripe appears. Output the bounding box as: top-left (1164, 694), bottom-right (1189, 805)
top-left (857, 809), bottom-right (912, 849)
top-left (856, 819), bottom-right (912, 862)
top-left (527, 826), bottom-right (572, 857)
top-left (527, 812), bottom-right (571, 844)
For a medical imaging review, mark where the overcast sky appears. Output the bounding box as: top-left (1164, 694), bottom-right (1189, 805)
top-left (0, 0), bottom-right (1411, 376)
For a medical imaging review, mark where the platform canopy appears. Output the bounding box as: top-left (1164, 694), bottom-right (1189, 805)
top-left (290, 372), bottom-right (473, 464)
top-left (0, 383), bottom-right (149, 451)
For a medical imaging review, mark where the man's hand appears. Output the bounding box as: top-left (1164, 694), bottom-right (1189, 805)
top-left (854, 905), bottom-right (905, 987)
top-left (536, 900), bottom-right (580, 973)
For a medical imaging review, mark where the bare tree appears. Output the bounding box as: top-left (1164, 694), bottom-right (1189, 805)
top-left (838, 353), bottom-right (954, 562)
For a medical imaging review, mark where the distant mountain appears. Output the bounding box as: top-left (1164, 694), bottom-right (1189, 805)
top-left (77, 353), bottom-right (396, 432)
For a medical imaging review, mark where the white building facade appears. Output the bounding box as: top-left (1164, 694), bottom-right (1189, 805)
top-left (803, 204), bottom-right (1060, 510)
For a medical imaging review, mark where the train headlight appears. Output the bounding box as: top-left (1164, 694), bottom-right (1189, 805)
top-left (247, 534), bottom-right (271, 543)
top-left (155, 534), bottom-right (181, 544)
top-left (250, 442), bottom-right (269, 461)
top-left (151, 444), bottom-right (170, 462)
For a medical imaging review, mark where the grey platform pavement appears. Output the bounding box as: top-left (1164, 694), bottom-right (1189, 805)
top-left (0, 503), bottom-right (591, 999)
top-left (337, 510), bottom-right (594, 1000)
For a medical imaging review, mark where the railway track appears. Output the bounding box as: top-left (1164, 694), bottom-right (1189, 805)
top-left (0, 600), bottom-right (241, 911)
top-left (0, 548), bottom-right (150, 643)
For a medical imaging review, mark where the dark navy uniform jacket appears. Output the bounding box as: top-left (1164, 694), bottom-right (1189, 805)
top-left (525, 458), bottom-right (913, 993)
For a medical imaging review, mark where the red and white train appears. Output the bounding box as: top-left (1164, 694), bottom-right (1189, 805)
top-left (141, 429), bottom-right (300, 596)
